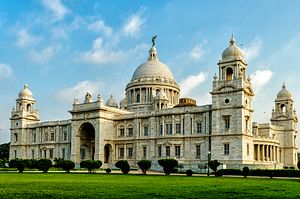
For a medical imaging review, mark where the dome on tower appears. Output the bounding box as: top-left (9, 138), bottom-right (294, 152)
top-left (276, 83), bottom-right (292, 100)
top-left (221, 35), bottom-right (244, 61)
top-left (131, 46), bottom-right (175, 81)
top-left (106, 95), bottom-right (118, 108)
top-left (18, 84), bottom-right (33, 99)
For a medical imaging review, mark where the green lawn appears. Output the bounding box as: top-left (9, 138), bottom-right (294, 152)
top-left (0, 173), bottom-right (299, 198)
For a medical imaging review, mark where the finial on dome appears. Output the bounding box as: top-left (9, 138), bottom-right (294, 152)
top-left (24, 84), bottom-right (29, 89)
top-left (152, 35), bottom-right (157, 47)
top-left (230, 35), bottom-right (236, 46)
top-left (282, 82), bottom-right (286, 89)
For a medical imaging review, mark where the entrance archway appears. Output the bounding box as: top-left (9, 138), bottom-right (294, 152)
top-left (104, 144), bottom-right (112, 163)
top-left (79, 122), bottom-right (95, 161)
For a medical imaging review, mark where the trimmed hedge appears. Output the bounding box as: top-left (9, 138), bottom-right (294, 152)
top-left (115, 160), bottom-right (130, 174)
top-left (80, 160), bottom-right (102, 173)
top-left (158, 159), bottom-right (178, 176)
top-left (219, 169), bottom-right (300, 178)
top-left (219, 169), bottom-right (242, 176)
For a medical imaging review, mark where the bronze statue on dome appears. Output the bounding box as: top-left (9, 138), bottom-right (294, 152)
top-left (152, 35), bottom-right (157, 47)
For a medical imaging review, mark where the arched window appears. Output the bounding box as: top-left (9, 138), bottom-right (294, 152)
top-left (27, 104), bottom-right (31, 112)
top-left (161, 103), bottom-right (164, 109)
top-left (136, 93), bottom-right (140, 103)
top-left (281, 104), bottom-right (286, 113)
top-left (226, 67), bottom-right (233, 80)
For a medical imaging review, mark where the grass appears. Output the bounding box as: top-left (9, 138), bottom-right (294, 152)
top-left (0, 173), bottom-right (299, 198)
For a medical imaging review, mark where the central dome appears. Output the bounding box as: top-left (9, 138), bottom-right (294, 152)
top-left (131, 47), bottom-right (175, 81)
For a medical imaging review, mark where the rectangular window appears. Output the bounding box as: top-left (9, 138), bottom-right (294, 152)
top-left (196, 122), bottom-right (202, 134)
top-left (196, 145), bottom-right (201, 158)
top-left (31, 149), bottom-right (35, 159)
top-left (166, 124), bottom-right (172, 135)
top-left (49, 149), bottom-right (53, 159)
top-left (14, 133), bottom-right (18, 142)
top-left (247, 144), bottom-right (250, 156)
top-left (166, 146), bottom-right (170, 157)
top-left (14, 150), bottom-right (17, 158)
top-left (33, 133), bottom-right (36, 143)
top-left (80, 149), bottom-right (85, 159)
top-left (159, 124), bottom-right (163, 135)
top-left (224, 116), bottom-right (230, 129)
top-left (62, 148), bottom-right (66, 159)
top-left (175, 123), bottom-right (181, 134)
top-left (119, 147), bottom-right (124, 159)
top-left (158, 146), bottom-right (162, 157)
top-left (143, 146), bottom-right (147, 158)
top-left (44, 149), bottom-right (47, 158)
top-left (119, 129), bottom-right (125, 137)
top-left (128, 148), bottom-right (133, 158)
top-left (224, 144), bottom-right (230, 155)
top-left (144, 126), bottom-right (148, 136)
top-left (63, 131), bottom-right (67, 141)
top-left (128, 128), bottom-right (133, 137)
top-left (50, 132), bottom-right (55, 141)
top-left (175, 146), bottom-right (180, 158)
top-left (44, 131), bottom-right (48, 142)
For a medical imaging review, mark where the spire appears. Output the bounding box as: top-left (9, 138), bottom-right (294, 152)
top-left (148, 36), bottom-right (159, 61)
top-left (230, 35), bottom-right (236, 46)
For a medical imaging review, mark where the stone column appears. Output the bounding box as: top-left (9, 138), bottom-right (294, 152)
top-left (257, 144), bottom-right (260, 161)
top-left (262, 145), bottom-right (265, 161)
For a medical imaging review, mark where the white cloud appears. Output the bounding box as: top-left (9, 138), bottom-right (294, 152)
top-left (0, 63), bottom-right (13, 79)
top-left (123, 15), bottom-right (144, 37)
top-left (41, 0), bottom-right (70, 21)
top-left (28, 46), bottom-right (56, 63)
top-left (250, 70), bottom-right (273, 94)
top-left (88, 20), bottom-right (113, 36)
top-left (57, 81), bottom-right (103, 104)
top-left (180, 72), bottom-right (207, 97)
top-left (189, 43), bottom-right (206, 61)
top-left (81, 37), bottom-right (124, 65)
top-left (16, 29), bottom-right (40, 48)
top-left (243, 37), bottom-right (262, 61)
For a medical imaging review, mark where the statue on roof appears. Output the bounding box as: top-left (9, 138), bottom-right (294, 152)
top-left (152, 35), bottom-right (157, 47)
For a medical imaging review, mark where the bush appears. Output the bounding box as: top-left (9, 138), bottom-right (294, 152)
top-left (105, 168), bottom-right (111, 174)
top-left (137, 160), bottom-right (152, 175)
top-left (80, 160), bottom-right (102, 173)
top-left (23, 159), bottom-right (38, 169)
top-left (298, 160), bottom-right (300, 170)
top-left (9, 159), bottom-right (25, 173)
top-left (219, 169), bottom-right (242, 176)
top-left (242, 167), bottom-right (250, 178)
top-left (0, 159), bottom-right (4, 168)
top-left (186, 169), bottom-right (193, 176)
top-left (215, 170), bottom-right (223, 177)
top-left (158, 159), bottom-right (178, 176)
top-left (208, 160), bottom-right (221, 176)
top-left (115, 160), bottom-right (130, 174)
top-left (250, 169), bottom-right (300, 178)
top-left (54, 158), bottom-right (65, 168)
top-left (36, 159), bottom-right (52, 173)
top-left (60, 160), bottom-right (75, 172)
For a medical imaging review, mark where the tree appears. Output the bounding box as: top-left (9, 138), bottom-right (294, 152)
top-left (23, 159), bottom-right (38, 170)
top-left (115, 160), bottom-right (130, 174)
top-left (208, 160), bottom-right (221, 176)
top-left (80, 160), bottom-right (102, 173)
top-left (242, 167), bottom-right (250, 178)
top-left (60, 160), bottom-right (75, 173)
top-left (137, 160), bottom-right (152, 175)
top-left (37, 159), bottom-right (52, 173)
top-left (0, 143), bottom-right (9, 160)
top-left (158, 159), bottom-right (178, 175)
top-left (9, 159), bottom-right (25, 173)
top-left (186, 169), bottom-right (193, 176)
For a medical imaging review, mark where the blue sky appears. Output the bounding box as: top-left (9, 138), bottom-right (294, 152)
top-left (1, 0), bottom-right (300, 147)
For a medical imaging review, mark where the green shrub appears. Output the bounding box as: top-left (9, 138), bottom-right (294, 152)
top-left (137, 160), bottom-right (152, 175)
top-left (9, 159), bottom-right (25, 173)
top-left (219, 169), bottom-right (242, 175)
top-left (158, 159), bottom-right (178, 176)
top-left (298, 160), bottom-right (300, 170)
top-left (37, 159), bottom-right (52, 173)
top-left (105, 168), bottom-right (111, 174)
top-left (60, 160), bottom-right (75, 172)
top-left (242, 167), bottom-right (250, 178)
top-left (250, 169), bottom-right (300, 178)
top-left (208, 160), bottom-right (221, 176)
top-left (23, 159), bottom-right (38, 169)
top-left (115, 160), bottom-right (130, 174)
top-left (186, 169), bottom-right (193, 176)
top-left (215, 170), bottom-right (223, 177)
top-left (54, 158), bottom-right (65, 168)
top-left (80, 160), bottom-right (102, 173)
top-left (0, 159), bottom-right (4, 168)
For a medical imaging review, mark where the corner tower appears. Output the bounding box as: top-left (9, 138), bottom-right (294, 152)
top-left (210, 36), bottom-right (254, 168)
top-left (271, 83), bottom-right (298, 167)
top-left (10, 84), bottom-right (40, 159)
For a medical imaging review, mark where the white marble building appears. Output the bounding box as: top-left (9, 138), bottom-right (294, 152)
top-left (9, 36), bottom-right (298, 169)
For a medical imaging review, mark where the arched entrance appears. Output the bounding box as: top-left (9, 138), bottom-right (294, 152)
top-left (79, 122), bottom-right (95, 161)
top-left (104, 144), bottom-right (112, 163)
